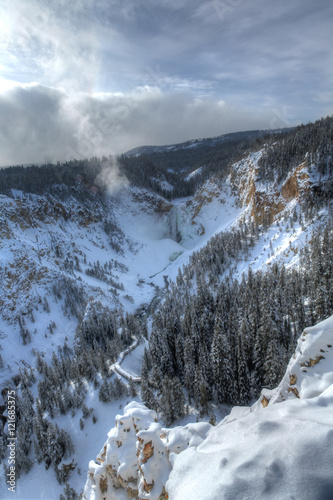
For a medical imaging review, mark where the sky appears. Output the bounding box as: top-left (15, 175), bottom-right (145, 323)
top-left (0, 0), bottom-right (332, 166)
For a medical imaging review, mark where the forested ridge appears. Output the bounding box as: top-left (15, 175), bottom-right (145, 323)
top-left (0, 116), bottom-right (332, 202)
top-left (143, 214), bottom-right (333, 423)
top-left (0, 129), bottom-right (272, 200)
top-left (257, 115), bottom-right (333, 186)
top-left (139, 115), bottom-right (333, 423)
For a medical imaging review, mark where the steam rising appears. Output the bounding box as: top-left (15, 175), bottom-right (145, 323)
top-left (96, 158), bottom-right (129, 195)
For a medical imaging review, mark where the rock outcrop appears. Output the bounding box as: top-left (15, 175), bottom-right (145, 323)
top-left (83, 402), bottom-right (211, 500)
top-left (85, 316), bottom-right (333, 500)
top-left (231, 151), bottom-right (312, 227)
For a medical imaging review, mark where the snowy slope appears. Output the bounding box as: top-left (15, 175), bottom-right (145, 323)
top-left (83, 315), bottom-right (333, 500)
top-left (0, 178), bottom-right (247, 499)
top-left (167, 315), bottom-right (333, 500)
top-left (0, 141), bottom-right (332, 499)
top-left (162, 149), bottom-right (330, 288)
top-left (0, 185), bottom-right (182, 385)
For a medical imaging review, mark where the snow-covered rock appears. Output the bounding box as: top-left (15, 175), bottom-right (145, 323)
top-left (84, 402), bottom-right (157, 500)
top-left (83, 403), bottom-right (211, 500)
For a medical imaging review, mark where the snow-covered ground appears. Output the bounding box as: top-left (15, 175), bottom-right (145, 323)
top-left (84, 315), bottom-right (333, 500)
top-left (0, 180), bottom-right (245, 499)
top-left (1, 150), bottom-right (332, 499)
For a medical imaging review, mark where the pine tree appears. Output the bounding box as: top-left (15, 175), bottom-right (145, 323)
top-left (141, 376), bottom-right (158, 412)
top-left (159, 376), bottom-right (185, 425)
top-left (263, 339), bottom-right (283, 388)
top-left (113, 377), bottom-right (128, 399)
top-left (98, 378), bottom-right (111, 402)
top-left (211, 315), bottom-right (235, 405)
top-left (236, 334), bottom-right (251, 404)
top-left (128, 379), bottom-right (137, 397)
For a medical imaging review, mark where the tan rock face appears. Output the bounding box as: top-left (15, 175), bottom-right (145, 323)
top-left (100, 476), bottom-right (108, 494)
top-left (142, 441), bottom-right (154, 463)
top-left (288, 387), bottom-right (300, 398)
top-left (281, 162), bottom-right (309, 201)
top-left (143, 479), bottom-right (154, 493)
top-left (127, 486), bottom-right (139, 499)
top-left (301, 355), bottom-right (325, 368)
top-left (261, 395), bottom-right (269, 408)
top-left (97, 445), bottom-right (107, 464)
top-left (250, 191), bottom-right (285, 227)
top-left (231, 155), bottom-right (311, 227)
top-left (137, 436), bottom-right (154, 463)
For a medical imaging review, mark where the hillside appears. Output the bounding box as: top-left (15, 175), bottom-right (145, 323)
top-left (84, 314), bottom-right (333, 500)
top-left (0, 116), bottom-right (332, 499)
top-left (167, 314), bottom-right (333, 500)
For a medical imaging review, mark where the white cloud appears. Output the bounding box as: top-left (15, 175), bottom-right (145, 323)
top-left (0, 0), bottom-right (100, 92)
top-left (0, 0), bottom-right (332, 167)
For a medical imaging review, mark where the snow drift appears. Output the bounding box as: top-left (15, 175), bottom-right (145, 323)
top-left (84, 315), bottom-right (333, 500)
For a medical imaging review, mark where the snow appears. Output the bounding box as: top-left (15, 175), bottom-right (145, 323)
top-left (136, 424), bottom-right (171, 499)
top-left (166, 315), bottom-right (333, 500)
top-left (151, 178), bottom-right (174, 192)
top-left (0, 186), bottom-right (187, 388)
top-left (1, 181), bottom-right (239, 499)
top-left (84, 402), bottom-right (160, 500)
top-left (185, 166), bottom-right (204, 181)
top-left (10, 397), bottom-right (140, 500)
top-left (1, 148), bottom-right (332, 499)
top-left (165, 422), bottom-right (212, 455)
top-left (121, 340), bottom-right (147, 379)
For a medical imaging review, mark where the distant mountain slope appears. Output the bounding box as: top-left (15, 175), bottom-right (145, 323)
top-left (122, 129), bottom-right (270, 199)
top-left (125, 129), bottom-right (266, 157)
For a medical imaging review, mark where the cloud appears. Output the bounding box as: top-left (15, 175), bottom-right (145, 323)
top-left (0, 0), bottom-right (332, 166)
top-left (0, 83), bottom-right (278, 166)
top-left (0, 84), bottom-right (74, 165)
top-left (2, 0), bottom-right (333, 103)
top-left (0, 0), bottom-right (100, 92)
top-left (0, 0), bottom-right (332, 117)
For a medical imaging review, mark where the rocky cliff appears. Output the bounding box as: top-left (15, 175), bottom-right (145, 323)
top-left (230, 150), bottom-right (313, 227)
